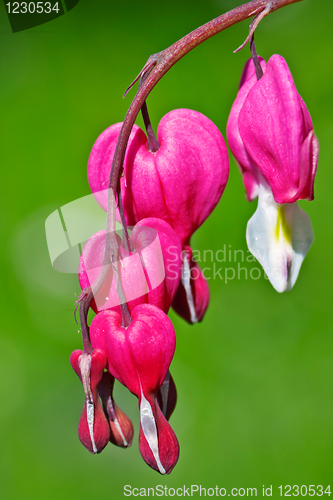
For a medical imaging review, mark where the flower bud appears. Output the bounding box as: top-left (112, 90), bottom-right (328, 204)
top-left (70, 349), bottom-right (110, 454)
top-left (172, 246), bottom-right (209, 324)
top-left (99, 371), bottom-right (134, 448)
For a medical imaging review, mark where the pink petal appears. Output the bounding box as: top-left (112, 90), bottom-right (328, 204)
top-left (227, 57), bottom-right (266, 201)
top-left (78, 218), bottom-right (182, 314)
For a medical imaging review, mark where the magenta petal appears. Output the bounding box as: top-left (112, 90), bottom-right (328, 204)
top-left (89, 304), bottom-right (176, 397)
top-left (120, 109), bottom-right (229, 245)
top-left (131, 218), bottom-right (182, 311)
top-left (78, 218), bottom-right (182, 314)
top-left (239, 56), bottom-right (266, 89)
top-left (88, 123), bottom-right (146, 212)
top-left (299, 130), bottom-right (319, 201)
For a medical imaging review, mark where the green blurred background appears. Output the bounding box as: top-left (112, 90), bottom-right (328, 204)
top-left (1, 0), bottom-right (332, 498)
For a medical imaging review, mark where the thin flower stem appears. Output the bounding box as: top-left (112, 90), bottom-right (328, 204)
top-left (139, 68), bottom-right (160, 152)
top-left (250, 35), bottom-right (264, 80)
top-left (118, 183), bottom-right (132, 252)
top-left (141, 101), bottom-right (160, 153)
top-left (79, 291), bottom-right (93, 354)
top-left (105, 190), bottom-right (132, 326)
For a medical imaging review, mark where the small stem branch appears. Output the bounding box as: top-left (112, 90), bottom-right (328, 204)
top-left (250, 35), bottom-right (264, 80)
top-left (138, 73), bottom-right (160, 152)
top-left (79, 291), bottom-right (93, 354)
top-left (78, 188), bottom-right (131, 338)
top-left (141, 101), bottom-right (160, 152)
top-left (105, 196), bottom-right (132, 326)
top-left (118, 182), bottom-right (132, 252)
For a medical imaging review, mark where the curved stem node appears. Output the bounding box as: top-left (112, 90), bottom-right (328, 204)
top-left (233, 4), bottom-right (271, 53)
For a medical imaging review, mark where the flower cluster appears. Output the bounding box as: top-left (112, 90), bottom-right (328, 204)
top-left (71, 108), bottom-right (229, 473)
top-left (70, 53), bottom-right (318, 474)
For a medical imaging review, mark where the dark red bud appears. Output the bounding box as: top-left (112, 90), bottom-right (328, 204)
top-left (99, 371), bottom-right (134, 448)
top-left (70, 349), bottom-right (110, 454)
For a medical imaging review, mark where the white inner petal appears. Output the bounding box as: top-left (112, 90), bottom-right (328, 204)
top-left (246, 179), bottom-right (314, 292)
top-left (86, 400), bottom-right (97, 453)
top-left (181, 253), bottom-right (198, 323)
top-left (78, 354), bottom-right (97, 453)
top-left (140, 392), bottom-right (166, 475)
top-left (113, 415), bottom-right (128, 447)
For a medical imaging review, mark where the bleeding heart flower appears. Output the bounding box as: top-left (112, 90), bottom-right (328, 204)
top-left (227, 54), bottom-right (319, 292)
top-left (90, 304), bottom-right (179, 474)
top-left (78, 217), bottom-right (182, 315)
top-left (70, 349), bottom-right (110, 454)
top-left (88, 108), bottom-right (229, 247)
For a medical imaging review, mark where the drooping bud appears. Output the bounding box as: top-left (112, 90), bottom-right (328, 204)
top-left (227, 55), bottom-right (319, 292)
top-left (99, 371), bottom-right (134, 448)
top-left (78, 218), bottom-right (182, 315)
top-left (89, 304), bottom-right (179, 474)
top-left (172, 246), bottom-right (210, 324)
top-left (70, 349), bottom-right (110, 454)
top-left (138, 393), bottom-right (179, 475)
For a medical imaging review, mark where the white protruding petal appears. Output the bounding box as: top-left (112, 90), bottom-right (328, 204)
top-left (113, 416), bottom-right (128, 447)
top-left (181, 254), bottom-right (197, 323)
top-left (78, 354), bottom-right (98, 453)
top-left (246, 181), bottom-right (314, 293)
top-left (140, 392), bottom-right (166, 475)
top-left (86, 400), bottom-right (97, 453)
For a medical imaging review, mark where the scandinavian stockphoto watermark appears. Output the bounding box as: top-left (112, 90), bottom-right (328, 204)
top-left (45, 191), bottom-right (270, 306)
top-left (166, 244), bottom-right (268, 284)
